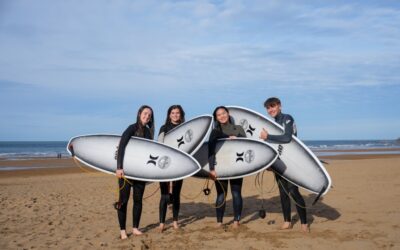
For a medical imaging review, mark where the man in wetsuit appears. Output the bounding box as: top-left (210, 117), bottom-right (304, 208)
top-left (259, 97), bottom-right (309, 232)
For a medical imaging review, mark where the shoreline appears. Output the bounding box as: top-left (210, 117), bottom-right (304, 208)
top-left (1, 148), bottom-right (399, 174)
top-left (313, 147), bottom-right (400, 152)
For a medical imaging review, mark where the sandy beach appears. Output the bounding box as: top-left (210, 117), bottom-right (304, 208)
top-left (1, 153), bottom-right (399, 249)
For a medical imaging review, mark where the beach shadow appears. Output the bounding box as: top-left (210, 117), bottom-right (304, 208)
top-left (140, 201), bottom-right (215, 232)
top-left (302, 194), bottom-right (341, 224)
top-left (141, 192), bottom-right (340, 231)
top-left (239, 194), bottom-right (341, 226)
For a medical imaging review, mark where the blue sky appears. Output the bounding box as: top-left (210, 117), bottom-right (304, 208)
top-left (0, 0), bottom-right (399, 140)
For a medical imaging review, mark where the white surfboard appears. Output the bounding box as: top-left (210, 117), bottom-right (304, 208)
top-left (227, 106), bottom-right (332, 195)
top-left (162, 115), bottom-right (213, 155)
top-left (193, 138), bottom-right (278, 180)
top-left (67, 135), bottom-right (201, 182)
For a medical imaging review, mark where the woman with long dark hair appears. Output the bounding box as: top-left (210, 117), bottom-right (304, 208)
top-left (157, 105), bottom-right (185, 232)
top-left (208, 106), bottom-right (246, 228)
top-left (115, 105), bottom-right (155, 239)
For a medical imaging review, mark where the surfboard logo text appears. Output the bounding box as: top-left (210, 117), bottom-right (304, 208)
top-left (177, 136), bottom-right (185, 148)
top-left (185, 129), bottom-right (193, 143)
top-left (114, 146), bottom-right (119, 160)
top-left (278, 145), bottom-right (284, 156)
top-left (237, 150), bottom-right (255, 163)
top-left (244, 149), bottom-right (255, 163)
top-left (158, 156), bottom-right (171, 169)
top-left (239, 119), bottom-right (256, 136)
top-left (236, 152), bottom-right (244, 162)
top-left (177, 129), bottom-right (194, 148)
top-left (147, 155), bottom-right (159, 165)
top-left (147, 155), bottom-right (170, 169)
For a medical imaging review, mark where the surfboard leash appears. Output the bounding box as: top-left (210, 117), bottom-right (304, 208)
top-left (254, 170), bottom-right (278, 219)
top-left (72, 156), bottom-right (100, 175)
top-left (180, 179), bottom-right (209, 200)
top-left (180, 178), bottom-right (226, 208)
top-left (206, 178), bottom-right (227, 209)
top-left (254, 169), bottom-right (277, 196)
top-left (121, 177), bottom-right (160, 200)
top-left (71, 156), bottom-right (134, 206)
top-left (143, 184), bottom-right (160, 200)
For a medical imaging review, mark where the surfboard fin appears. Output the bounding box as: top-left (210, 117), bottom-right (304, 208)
top-left (312, 185), bottom-right (327, 206)
top-left (320, 159), bottom-right (329, 165)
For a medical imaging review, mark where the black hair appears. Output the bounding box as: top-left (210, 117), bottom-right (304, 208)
top-left (136, 105), bottom-right (155, 139)
top-left (212, 106), bottom-right (234, 131)
top-left (164, 105), bottom-right (185, 126)
top-left (264, 97), bottom-right (281, 108)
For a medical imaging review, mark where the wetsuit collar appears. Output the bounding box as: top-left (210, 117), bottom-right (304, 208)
top-left (275, 112), bottom-right (283, 122)
top-left (221, 123), bottom-right (234, 129)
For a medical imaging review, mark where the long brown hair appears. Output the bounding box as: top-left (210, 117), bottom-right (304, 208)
top-left (135, 105), bottom-right (155, 139)
top-left (164, 105), bottom-right (185, 126)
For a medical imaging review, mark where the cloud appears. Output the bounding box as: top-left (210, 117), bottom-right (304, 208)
top-left (1, 0), bottom-right (399, 91)
top-left (0, 1), bottom-right (399, 140)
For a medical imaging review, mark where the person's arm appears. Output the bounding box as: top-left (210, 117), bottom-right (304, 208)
top-left (207, 129), bottom-right (228, 171)
top-left (266, 115), bottom-right (294, 144)
top-left (117, 125), bottom-right (136, 170)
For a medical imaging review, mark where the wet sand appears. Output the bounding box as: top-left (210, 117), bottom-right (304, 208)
top-left (1, 153), bottom-right (399, 249)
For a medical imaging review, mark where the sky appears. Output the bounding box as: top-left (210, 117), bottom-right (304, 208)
top-left (0, 0), bottom-right (399, 141)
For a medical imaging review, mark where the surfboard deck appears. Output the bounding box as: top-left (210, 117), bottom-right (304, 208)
top-left (162, 115), bottom-right (213, 155)
top-left (193, 138), bottom-right (278, 180)
top-left (227, 106), bottom-right (332, 195)
top-left (67, 135), bottom-right (201, 182)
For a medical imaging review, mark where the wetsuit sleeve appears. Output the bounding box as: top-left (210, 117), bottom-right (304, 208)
top-left (237, 126), bottom-right (246, 138)
top-left (267, 115), bottom-right (294, 144)
top-left (117, 125), bottom-right (136, 169)
top-left (208, 129), bottom-right (229, 171)
top-left (158, 125), bottom-right (166, 143)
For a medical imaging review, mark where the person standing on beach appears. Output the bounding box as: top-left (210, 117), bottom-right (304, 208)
top-left (208, 106), bottom-right (246, 229)
top-left (157, 105), bottom-right (186, 232)
top-left (259, 97), bottom-right (309, 232)
top-left (115, 105), bottom-right (155, 239)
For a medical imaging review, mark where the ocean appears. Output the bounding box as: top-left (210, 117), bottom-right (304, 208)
top-left (0, 141), bottom-right (69, 160)
top-left (0, 140), bottom-right (399, 160)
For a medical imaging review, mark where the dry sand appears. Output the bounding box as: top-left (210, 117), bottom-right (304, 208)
top-left (1, 154), bottom-right (399, 249)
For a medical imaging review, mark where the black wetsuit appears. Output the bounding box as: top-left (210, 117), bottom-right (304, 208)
top-left (208, 123), bottom-right (246, 223)
top-left (267, 112), bottom-right (307, 225)
top-left (116, 123), bottom-right (152, 230)
top-left (158, 123), bottom-right (183, 224)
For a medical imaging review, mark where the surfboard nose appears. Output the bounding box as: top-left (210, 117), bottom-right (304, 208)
top-left (66, 138), bottom-right (76, 156)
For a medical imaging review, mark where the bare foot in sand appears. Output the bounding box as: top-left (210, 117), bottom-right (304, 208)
top-left (120, 230), bottom-right (128, 240)
top-left (132, 228), bottom-right (143, 236)
top-left (301, 224), bottom-right (309, 233)
top-left (215, 222), bottom-right (223, 228)
top-left (158, 223), bottom-right (165, 233)
top-left (232, 221), bottom-right (240, 229)
top-left (280, 221), bottom-right (292, 230)
top-left (173, 221), bottom-right (179, 230)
